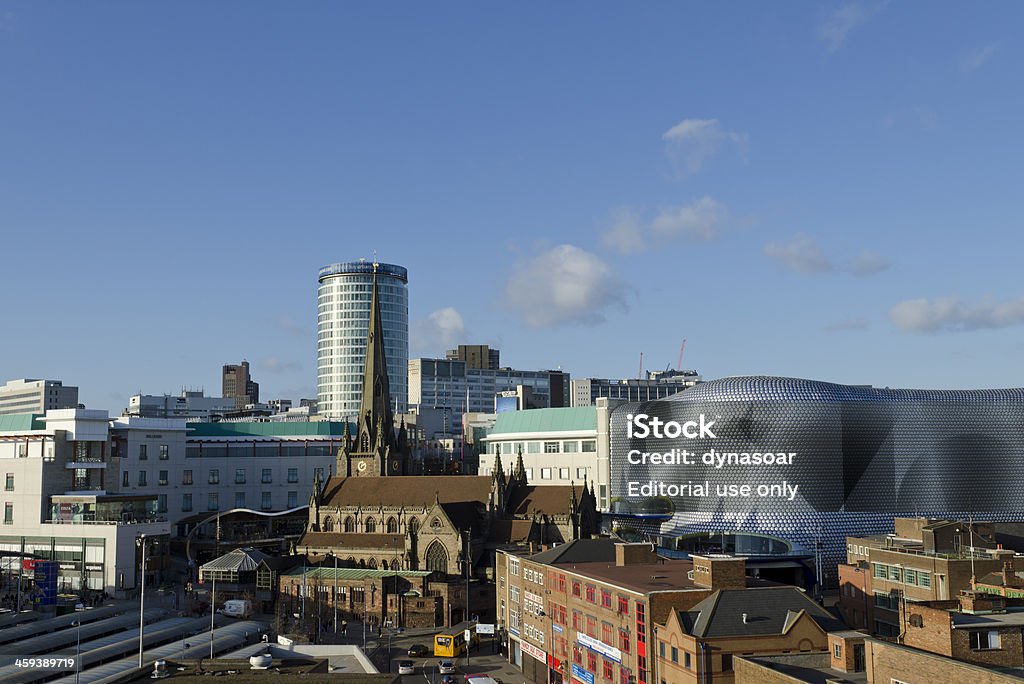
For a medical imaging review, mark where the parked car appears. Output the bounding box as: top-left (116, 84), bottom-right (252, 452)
top-left (441, 676), bottom-right (459, 684)
top-left (439, 660), bottom-right (457, 674)
top-left (407, 643), bottom-right (428, 657)
top-left (397, 660), bottom-right (415, 675)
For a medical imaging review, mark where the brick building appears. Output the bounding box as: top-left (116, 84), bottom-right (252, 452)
top-left (653, 581), bottom-right (846, 684)
top-left (495, 542), bottom-right (773, 684)
top-left (838, 518), bottom-right (1012, 636)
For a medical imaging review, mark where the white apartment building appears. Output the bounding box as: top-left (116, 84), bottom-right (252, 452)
top-left (479, 400), bottom-right (616, 510)
top-left (0, 378), bottom-right (79, 416)
top-left (0, 409), bottom-right (168, 595)
top-left (124, 390), bottom-right (237, 420)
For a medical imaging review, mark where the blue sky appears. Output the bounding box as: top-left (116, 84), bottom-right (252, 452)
top-left (1, 2), bottom-right (1022, 412)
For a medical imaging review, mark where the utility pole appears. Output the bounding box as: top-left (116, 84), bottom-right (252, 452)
top-left (137, 535), bottom-right (147, 669)
top-left (465, 529), bottom-right (471, 669)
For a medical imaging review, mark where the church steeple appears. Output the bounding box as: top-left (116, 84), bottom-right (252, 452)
top-left (337, 261), bottom-right (407, 477)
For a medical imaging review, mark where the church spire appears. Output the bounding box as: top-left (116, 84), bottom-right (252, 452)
top-left (360, 262), bottom-right (395, 438)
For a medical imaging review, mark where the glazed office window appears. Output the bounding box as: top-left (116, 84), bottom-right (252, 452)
top-left (601, 590), bottom-right (612, 608)
top-left (235, 469), bottom-right (246, 484)
top-left (139, 444), bottom-right (148, 460)
top-left (287, 468), bottom-right (298, 483)
top-left (209, 469), bottom-right (219, 484)
top-left (182, 494), bottom-right (192, 512)
top-left (581, 440), bottom-right (596, 452)
top-left (563, 441), bottom-right (579, 453)
top-left (159, 445), bottom-right (169, 460)
top-left (262, 469), bottom-right (272, 484)
top-left (544, 442), bottom-right (560, 453)
top-left (585, 585), bottom-right (596, 602)
top-left (182, 470), bottom-right (193, 485)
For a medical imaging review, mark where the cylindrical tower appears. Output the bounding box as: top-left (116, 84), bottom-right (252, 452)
top-left (317, 260), bottom-right (408, 419)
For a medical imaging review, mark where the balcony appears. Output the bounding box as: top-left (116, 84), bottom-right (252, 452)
top-left (66, 459), bottom-right (107, 469)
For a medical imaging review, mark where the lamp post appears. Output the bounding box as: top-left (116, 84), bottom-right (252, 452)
top-left (73, 620), bottom-right (81, 684)
top-left (464, 529), bottom-right (471, 670)
top-left (136, 534), bottom-right (148, 669)
top-left (332, 553), bottom-right (338, 635)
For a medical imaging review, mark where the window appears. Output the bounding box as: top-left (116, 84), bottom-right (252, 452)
top-left (918, 572), bottom-right (931, 588)
top-left (122, 471), bottom-right (129, 487)
top-left (157, 494), bottom-right (167, 513)
top-left (585, 584), bottom-right (596, 602)
top-left (581, 440), bottom-right (596, 452)
top-left (182, 469), bottom-right (192, 485)
top-left (563, 441), bottom-right (579, 453)
top-left (659, 642), bottom-right (665, 658)
top-left (138, 471), bottom-right (147, 486)
top-left (182, 494), bottom-right (192, 512)
top-left (365, 517), bottom-right (377, 533)
top-left (684, 652), bottom-right (691, 668)
top-left (4, 474), bottom-right (12, 491)
top-left (602, 659), bottom-right (613, 680)
top-left (559, 467), bottom-right (570, 480)
top-left (262, 469), bottom-right (272, 484)
top-left (525, 468), bottom-right (533, 480)
top-left (261, 491), bottom-right (272, 510)
top-left (587, 651), bottom-right (597, 672)
top-left (158, 470), bottom-right (168, 486)
top-left (139, 444), bottom-right (147, 460)
top-left (602, 622), bottom-right (613, 644)
top-left (314, 467), bottom-right (324, 481)
top-left (671, 646), bottom-right (678, 663)
top-left (601, 590), bottom-right (612, 608)
top-left (873, 563), bottom-right (886, 578)
top-left (287, 491), bottom-right (297, 508)
top-left (209, 469), bottom-right (219, 484)
top-left (970, 630), bottom-right (1001, 650)
top-left (834, 644), bottom-right (842, 658)
top-left (619, 628), bottom-right (630, 653)
top-left (235, 469), bottom-right (246, 484)
top-left (3, 503), bottom-right (12, 524)
top-left (287, 468), bottom-right (298, 483)
top-left (576, 467), bottom-right (587, 479)
top-left (16, 443), bottom-right (26, 458)
top-left (572, 581), bottom-right (581, 597)
top-left (208, 493), bottom-right (219, 510)
top-left (618, 596), bottom-right (629, 615)
top-left (541, 468), bottom-right (552, 480)
top-left (586, 616), bottom-right (597, 638)
top-left (904, 569), bottom-right (917, 585)
top-left (159, 444), bottom-right (169, 460)
top-left (544, 441), bottom-right (560, 453)
top-left (235, 492), bottom-right (245, 508)
top-left (527, 442), bottom-right (540, 454)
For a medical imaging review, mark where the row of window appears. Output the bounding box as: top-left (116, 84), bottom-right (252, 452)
top-left (658, 641), bottom-right (733, 673)
top-left (322, 515), bottom-right (423, 534)
top-left (179, 491), bottom-right (300, 512)
top-left (123, 467), bottom-right (307, 487)
top-left (136, 444), bottom-right (170, 460)
top-left (871, 562), bottom-right (932, 588)
top-left (494, 440), bottom-right (597, 455)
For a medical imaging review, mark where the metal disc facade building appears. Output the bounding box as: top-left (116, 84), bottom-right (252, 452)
top-left (608, 376), bottom-right (1024, 582)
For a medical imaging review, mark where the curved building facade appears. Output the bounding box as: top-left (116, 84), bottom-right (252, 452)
top-left (608, 376), bottom-right (1024, 580)
top-left (317, 261), bottom-right (408, 419)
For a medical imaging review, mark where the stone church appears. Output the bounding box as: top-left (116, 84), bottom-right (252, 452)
top-left (298, 263), bottom-right (599, 578)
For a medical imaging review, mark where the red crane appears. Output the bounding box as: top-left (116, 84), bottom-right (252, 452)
top-left (677, 339), bottom-right (687, 370)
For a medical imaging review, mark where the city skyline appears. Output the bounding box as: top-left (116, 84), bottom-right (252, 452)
top-left (2, 3), bottom-right (1022, 412)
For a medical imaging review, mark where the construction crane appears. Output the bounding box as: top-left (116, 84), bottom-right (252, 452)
top-left (677, 339), bottom-right (687, 370)
top-left (638, 351), bottom-right (644, 379)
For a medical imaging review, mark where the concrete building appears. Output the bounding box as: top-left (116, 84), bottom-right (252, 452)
top-left (222, 360), bottom-right (259, 408)
top-left (0, 378), bottom-right (79, 416)
top-left (838, 518), bottom-right (1011, 637)
top-left (570, 371), bottom-right (700, 407)
top-left (408, 358), bottom-right (569, 426)
top-left (0, 409), bottom-right (169, 595)
top-left (317, 260), bottom-right (409, 419)
top-left (124, 390), bottom-right (237, 420)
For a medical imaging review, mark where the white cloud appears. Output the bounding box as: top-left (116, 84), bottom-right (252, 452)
top-left (763, 235), bottom-right (834, 274)
top-left (504, 245), bottom-right (626, 328)
top-left (601, 197), bottom-right (727, 255)
top-left (960, 44), bottom-right (998, 73)
top-left (817, 3), bottom-right (873, 53)
top-left (825, 317), bottom-right (870, 332)
top-left (259, 356), bottom-right (302, 373)
top-left (274, 315), bottom-right (308, 337)
top-left (852, 251), bottom-right (891, 276)
top-left (414, 307), bottom-right (466, 353)
top-left (889, 296), bottom-right (1024, 333)
top-left (662, 119), bottom-right (747, 177)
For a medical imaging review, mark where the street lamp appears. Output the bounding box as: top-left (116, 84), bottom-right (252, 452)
top-left (136, 534), bottom-right (148, 669)
top-left (72, 620), bottom-right (81, 684)
top-left (363, 583), bottom-right (377, 649)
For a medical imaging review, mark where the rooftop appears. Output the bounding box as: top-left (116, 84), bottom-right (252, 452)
top-left (283, 567), bottom-right (433, 581)
top-left (118, 658), bottom-right (399, 684)
top-left (737, 652), bottom-right (868, 684)
top-left (0, 412), bottom-right (46, 432)
top-left (680, 586), bottom-right (847, 638)
top-left (486, 406), bottom-right (597, 436)
top-left (187, 421), bottom-right (352, 438)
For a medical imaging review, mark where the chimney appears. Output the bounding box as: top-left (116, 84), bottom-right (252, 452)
top-left (691, 555), bottom-right (747, 590)
top-left (615, 542), bottom-right (658, 567)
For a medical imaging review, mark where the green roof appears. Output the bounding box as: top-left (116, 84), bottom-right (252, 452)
top-left (284, 567), bottom-right (432, 580)
top-left (487, 406), bottom-right (597, 436)
top-left (187, 421), bottom-right (353, 438)
top-left (0, 413), bottom-right (46, 432)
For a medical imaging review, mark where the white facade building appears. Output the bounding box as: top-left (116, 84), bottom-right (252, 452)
top-left (0, 409), bottom-right (168, 595)
top-left (0, 378), bottom-right (79, 416)
top-left (317, 261), bottom-right (408, 419)
top-left (125, 390), bottom-right (237, 420)
top-left (570, 371), bottom-right (701, 407)
top-left (479, 400), bottom-right (617, 510)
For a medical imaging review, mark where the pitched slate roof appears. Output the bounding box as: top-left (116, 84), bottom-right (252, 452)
top-left (488, 519), bottom-right (536, 544)
top-left (298, 532), bottom-right (405, 550)
top-left (508, 485), bottom-right (582, 517)
top-left (320, 475), bottom-right (492, 508)
top-left (528, 538), bottom-right (620, 565)
top-left (680, 586), bottom-right (845, 638)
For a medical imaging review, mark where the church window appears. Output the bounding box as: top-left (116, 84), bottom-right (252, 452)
top-left (344, 516), bottom-right (355, 532)
top-left (408, 518), bottom-right (419, 535)
top-left (387, 517), bottom-right (398, 534)
top-left (425, 541), bottom-right (448, 573)
top-left (431, 517), bottom-right (442, 529)
top-left (391, 558), bottom-right (401, 570)
top-left (365, 517), bottom-right (377, 533)
top-left (323, 517), bottom-right (334, 532)
top-left (368, 558), bottom-right (377, 569)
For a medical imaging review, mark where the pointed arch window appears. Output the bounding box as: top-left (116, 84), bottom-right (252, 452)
top-left (323, 517), bottom-right (334, 532)
top-left (368, 558), bottom-right (378, 569)
top-left (425, 541), bottom-right (449, 573)
top-left (365, 517), bottom-right (377, 533)
top-left (408, 518), bottom-right (419, 535)
top-left (344, 516), bottom-right (355, 533)
top-left (386, 517), bottom-right (398, 534)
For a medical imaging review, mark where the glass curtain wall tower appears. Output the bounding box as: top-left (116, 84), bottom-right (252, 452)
top-left (317, 261), bottom-right (408, 420)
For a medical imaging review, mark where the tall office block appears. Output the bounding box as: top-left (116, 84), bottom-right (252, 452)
top-left (0, 378), bottom-right (79, 416)
top-left (317, 260), bottom-right (408, 419)
top-left (222, 360), bottom-right (259, 408)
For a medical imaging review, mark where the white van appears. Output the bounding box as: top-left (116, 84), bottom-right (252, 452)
top-left (217, 599), bottom-right (253, 618)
